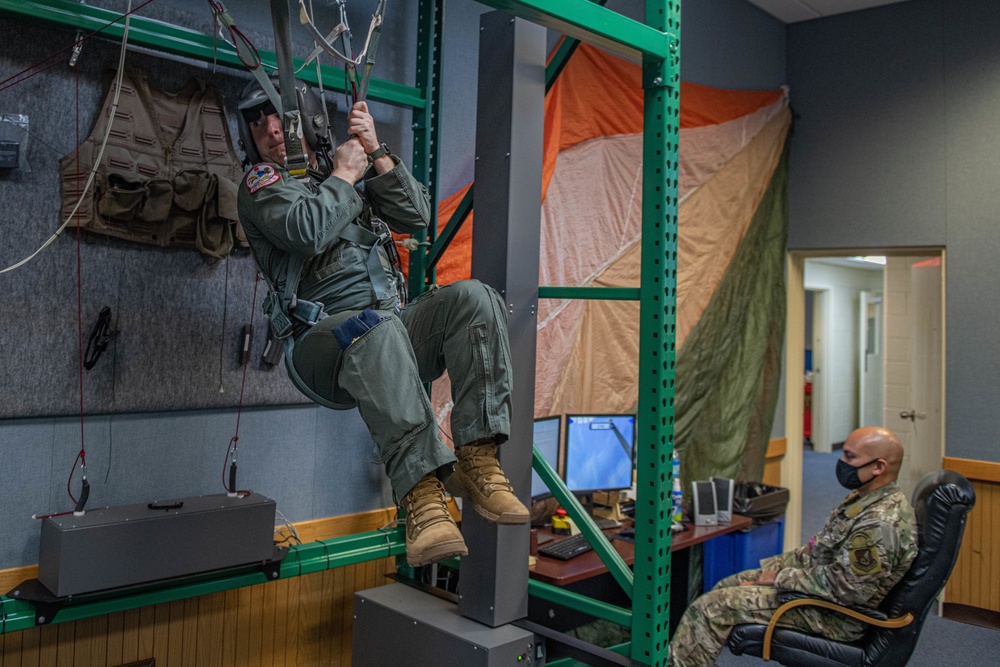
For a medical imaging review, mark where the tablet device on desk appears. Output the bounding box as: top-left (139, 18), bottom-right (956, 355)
top-left (613, 527), bottom-right (635, 542)
top-left (536, 532), bottom-right (556, 546)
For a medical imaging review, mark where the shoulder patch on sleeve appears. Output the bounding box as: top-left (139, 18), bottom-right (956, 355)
top-left (847, 530), bottom-right (882, 576)
top-left (246, 164), bottom-right (281, 194)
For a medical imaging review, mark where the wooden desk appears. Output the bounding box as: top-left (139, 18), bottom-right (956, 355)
top-left (529, 514), bottom-right (752, 587)
top-left (528, 514), bottom-right (754, 639)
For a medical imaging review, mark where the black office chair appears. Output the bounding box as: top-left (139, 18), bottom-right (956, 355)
top-left (727, 470), bottom-right (975, 666)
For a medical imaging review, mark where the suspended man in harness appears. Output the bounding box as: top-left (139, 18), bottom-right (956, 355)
top-left (235, 79), bottom-right (529, 567)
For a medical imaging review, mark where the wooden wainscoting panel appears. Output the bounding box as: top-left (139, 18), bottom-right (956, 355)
top-left (943, 457), bottom-right (1000, 484)
top-left (762, 437), bottom-right (787, 487)
top-left (0, 506), bottom-right (402, 666)
top-left (945, 476), bottom-right (999, 613)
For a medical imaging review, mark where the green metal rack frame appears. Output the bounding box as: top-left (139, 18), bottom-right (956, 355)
top-left (0, 2), bottom-right (680, 665)
top-left (0, 0), bottom-right (423, 108)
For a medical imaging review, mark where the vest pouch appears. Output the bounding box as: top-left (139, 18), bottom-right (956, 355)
top-left (173, 169), bottom-right (212, 212)
top-left (215, 174), bottom-right (239, 222)
top-left (96, 173), bottom-right (148, 222)
top-left (134, 179), bottom-right (174, 224)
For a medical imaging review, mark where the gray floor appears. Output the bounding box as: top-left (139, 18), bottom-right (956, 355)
top-left (715, 448), bottom-right (1000, 665)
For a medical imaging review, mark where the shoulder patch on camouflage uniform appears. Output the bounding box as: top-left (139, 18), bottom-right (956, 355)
top-left (246, 164), bottom-right (281, 194)
top-left (847, 530), bottom-right (882, 576)
top-left (844, 501), bottom-right (863, 519)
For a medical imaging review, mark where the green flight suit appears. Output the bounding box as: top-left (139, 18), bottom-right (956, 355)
top-left (669, 481), bottom-right (917, 667)
top-left (237, 157), bottom-right (513, 501)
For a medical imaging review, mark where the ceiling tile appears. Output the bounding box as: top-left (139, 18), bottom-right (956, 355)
top-left (745, 0), bottom-right (914, 24)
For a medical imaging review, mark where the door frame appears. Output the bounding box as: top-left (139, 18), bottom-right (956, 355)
top-left (804, 287), bottom-right (831, 452)
top-left (782, 248), bottom-right (946, 551)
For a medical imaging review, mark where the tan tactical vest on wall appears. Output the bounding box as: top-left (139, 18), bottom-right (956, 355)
top-left (59, 67), bottom-right (244, 258)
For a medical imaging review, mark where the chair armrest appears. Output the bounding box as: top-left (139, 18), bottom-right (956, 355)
top-left (775, 592), bottom-right (888, 621)
top-left (761, 594), bottom-right (914, 662)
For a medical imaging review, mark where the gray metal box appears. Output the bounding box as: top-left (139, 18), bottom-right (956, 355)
top-left (38, 492), bottom-right (276, 597)
top-left (353, 583), bottom-right (544, 666)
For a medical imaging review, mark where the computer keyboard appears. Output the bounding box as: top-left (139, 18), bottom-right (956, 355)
top-left (538, 533), bottom-right (594, 560)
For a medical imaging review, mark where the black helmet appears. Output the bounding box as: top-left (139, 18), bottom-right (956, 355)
top-left (237, 76), bottom-right (333, 166)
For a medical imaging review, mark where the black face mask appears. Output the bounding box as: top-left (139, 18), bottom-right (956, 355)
top-left (836, 458), bottom-right (880, 490)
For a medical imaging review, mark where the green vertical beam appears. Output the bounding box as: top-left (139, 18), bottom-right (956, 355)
top-left (407, 0), bottom-right (445, 297)
top-left (631, 1), bottom-right (680, 666)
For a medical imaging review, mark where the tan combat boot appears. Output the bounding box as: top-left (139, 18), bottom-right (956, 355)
top-left (403, 473), bottom-right (468, 567)
top-left (446, 440), bottom-right (529, 524)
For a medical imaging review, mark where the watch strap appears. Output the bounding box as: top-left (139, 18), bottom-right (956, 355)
top-left (366, 142), bottom-right (390, 162)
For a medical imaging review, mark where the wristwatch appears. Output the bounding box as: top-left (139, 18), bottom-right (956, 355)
top-left (366, 142), bottom-right (390, 163)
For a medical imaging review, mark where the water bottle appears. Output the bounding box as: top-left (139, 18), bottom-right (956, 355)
top-left (671, 477), bottom-right (683, 523)
top-left (672, 450), bottom-right (681, 481)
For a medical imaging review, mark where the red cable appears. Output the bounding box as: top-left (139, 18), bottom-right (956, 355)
top-left (72, 64), bottom-right (88, 504)
top-left (0, 0), bottom-right (155, 94)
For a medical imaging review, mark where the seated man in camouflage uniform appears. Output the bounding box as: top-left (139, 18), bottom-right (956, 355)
top-left (669, 426), bottom-right (917, 667)
top-left (235, 79), bottom-right (528, 568)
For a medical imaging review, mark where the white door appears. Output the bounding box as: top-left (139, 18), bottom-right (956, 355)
top-left (883, 255), bottom-right (944, 498)
top-left (858, 290), bottom-right (884, 427)
top-left (810, 289), bottom-right (832, 453)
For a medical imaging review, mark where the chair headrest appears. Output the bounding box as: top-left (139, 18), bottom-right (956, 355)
top-left (912, 469), bottom-right (976, 529)
top-left (880, 470), bottom-right (975, 616)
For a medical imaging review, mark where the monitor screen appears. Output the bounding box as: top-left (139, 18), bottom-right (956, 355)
top-left (531, 416), bottom-right (562, 498)
top-left (564, 414), bottom-right (635, 494)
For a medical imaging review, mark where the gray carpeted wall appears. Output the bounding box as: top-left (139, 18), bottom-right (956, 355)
top-left (0, 0), bottom-right (416, 418)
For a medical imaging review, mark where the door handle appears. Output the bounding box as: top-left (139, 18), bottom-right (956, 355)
top-left (899, 410), bottom-right (925, 421)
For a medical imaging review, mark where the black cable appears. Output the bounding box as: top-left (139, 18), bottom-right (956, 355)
top-left (74, 478), bottom-right (90, 513)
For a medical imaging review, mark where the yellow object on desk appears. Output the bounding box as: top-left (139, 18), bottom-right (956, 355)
top-left (551, 508), bottom-right (572, 535)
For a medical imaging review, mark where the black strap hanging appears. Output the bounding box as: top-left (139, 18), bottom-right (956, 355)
top-left (83, 306), bottom-right (116, 371)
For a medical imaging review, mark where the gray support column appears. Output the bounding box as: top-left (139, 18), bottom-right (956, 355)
top-left (459, 10), bottom-right (545, 627)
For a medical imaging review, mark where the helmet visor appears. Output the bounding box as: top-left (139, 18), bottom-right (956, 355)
top-left (239, 99), bottom-right (278, 126)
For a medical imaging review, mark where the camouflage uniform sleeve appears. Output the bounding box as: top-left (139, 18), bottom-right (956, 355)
top-left (760, 542), bottom-right (812, 571)
top-left (773, 519), bottom-right (904, 606)
top-left (362, 157), bottom-right (431, 233)
top-left (237, 163), bottom-right (365, 257)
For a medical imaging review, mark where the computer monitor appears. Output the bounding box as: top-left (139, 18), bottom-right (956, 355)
top-left (564, 414), bottom-right (636, 495)
top-left (530, 416), bottom-right (562, 498)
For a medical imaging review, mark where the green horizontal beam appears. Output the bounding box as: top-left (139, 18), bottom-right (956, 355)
top-left (528, 579), bottom-right (632, 627)
top-left (538, 286), bottom-right (640, 301)
top-left (0, 0), bottom-right (424, 109)
top-left (0, 526), bottom-right (405, 634)
top-left (286, 526), bottom-right (405, 576)
top-left (545, 642), bottom-right (631, 667)
top-left (475, 0), bottom-right (674, 61)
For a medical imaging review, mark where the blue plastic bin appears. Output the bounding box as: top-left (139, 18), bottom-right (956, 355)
top-left (703, 515), bottom-right (785, 591)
